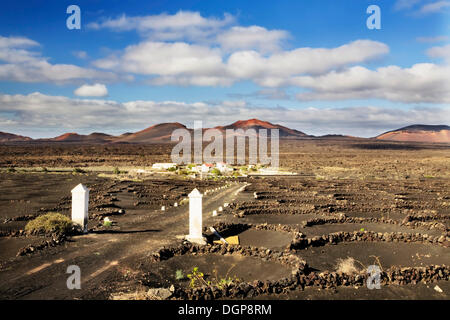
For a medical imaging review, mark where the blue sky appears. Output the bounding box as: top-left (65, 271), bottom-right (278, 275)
top-left (0, 0), bottom-right (449, 137)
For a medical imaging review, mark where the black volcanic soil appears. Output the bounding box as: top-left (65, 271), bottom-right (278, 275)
top-left (0, 139), bottom-right (448, 300)
top-left (296, 242), bottom-right (450, 271)
top-left (142, 253), bottom-right (292, 289)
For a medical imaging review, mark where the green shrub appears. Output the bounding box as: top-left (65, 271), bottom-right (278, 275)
top-left (72, 168), bottom-right (86, 174)
top-left (175, 269), bottom-right (185, 280)
top-left (6, 167), bottom-right (16, 173)
top-left (113, 167), bottom-right (121, 175)
top-left (167, 166), bottom-right (177, 172)
top-left (25, 212), bottom-right (74, 235)
top-left (211, 168), bottom-right (221, 176)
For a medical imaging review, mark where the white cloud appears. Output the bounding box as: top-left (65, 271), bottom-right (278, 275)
top-left (1, 92), bottom-right (449, 138)
top-left (88, 11), bottom-right (235, 43)
top-left (292, 63), bottom-right (450, 103)
top-left (394, 0), bottom-right (422, 10)
top-left (0, 36), bottom-right (39, 48)
top-left (416, 35), bottom-right (449, 43)
top-left (217, 26), bottom-right (289, 53)
top-left (73, 51), bottom-right (88, 59)
top-left (418, 1), bottom-right (450, 14)
top-left (226, 40), bottom-right (389, 85)
top-left (74, 83), bottom-right (108, 97)
top-left (94, 39), bottom-right (389, 87)
top-left (94, 41), bottom-right (231, 86)
top-left (0, 35), bottom-right (115, 83)
top-left (427, 44), bottom-right (450, 62)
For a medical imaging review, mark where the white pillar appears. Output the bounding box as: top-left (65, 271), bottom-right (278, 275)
top-left (186, 188), bottom-right (206, 245)
top-left (71, 184), bottom-right (89, 233)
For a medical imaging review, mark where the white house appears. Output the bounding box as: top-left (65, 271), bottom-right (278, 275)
top-left (152, 163), bottom-right (177, 170)
top-left (216, 162), bottom-right (232, 173)
top-left (201, 163), bottom-right (214, 173)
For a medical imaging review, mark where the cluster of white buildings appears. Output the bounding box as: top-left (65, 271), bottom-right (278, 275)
top-left (191, 162), bottom-right (233, 174)
top-left (151, 163), bottom-right (177, 170)
top-left (151, 162), bottom-right (233, 174)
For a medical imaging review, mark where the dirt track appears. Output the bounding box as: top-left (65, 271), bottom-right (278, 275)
top-left (0, 182), bottom-right (246, 299)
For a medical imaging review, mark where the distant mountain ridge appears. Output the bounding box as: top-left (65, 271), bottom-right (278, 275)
top-left (43, 132), bottom-right (115, 143)
top-left (376, 124), bottom-right (450, 143)
top-left (216, 119), bottom-right (308, 138)
top-left (115, 122), bottom-right (187, 143)
top-left (0, 132), bottom-right (32, 143)
top-left (1, 121), bottom-right (449, 144)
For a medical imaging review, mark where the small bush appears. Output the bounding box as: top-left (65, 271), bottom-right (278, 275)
top-left (211, 168), bottom-right (221, 176)
top-left (336, 257), bottom-right (363, 275)
top-left (103, 218), bottom-right (112, 227)
top-left (6, 167), bottom-right (16, 173)
top-left (167, 166), bottom-right (177, 172)
top-left (113, 167), bottom-right (121, 175)
top-left (25, 212), bottom-right (74, 236)
top-left (175, 269), bottom-right (185, 280)
top-left (72, 168), bottom-right (86, 174)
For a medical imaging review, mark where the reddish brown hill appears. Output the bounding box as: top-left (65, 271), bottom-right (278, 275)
top-left (115, 122), bottom-right (188, 143)
top-left (216, 119), bottom-right (309, 138)
top-left (376, 125), bottom-right (450, 143)
top-left (0, 132), bottom-right (32, 143)
top-left (44, 132), bottom-right (115, 143)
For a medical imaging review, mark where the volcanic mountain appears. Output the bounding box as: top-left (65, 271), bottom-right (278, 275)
top-left (216, 119), bottom-right (309, 138)
top-left (3, 120), bottom-right (449, 144)
top-left (114, 122), bottom-right (188, 143)
top-left (43, 132), bottom-right (115, 143)
top-left (0, 131), bottom-right (32, 143)
top-left (376, 125), bottom-right (450, 143)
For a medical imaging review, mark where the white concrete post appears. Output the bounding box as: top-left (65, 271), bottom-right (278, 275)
top-left (186, 188), bottom-right (206, 245)
top-left (71, 184), bottom-right (89, 233)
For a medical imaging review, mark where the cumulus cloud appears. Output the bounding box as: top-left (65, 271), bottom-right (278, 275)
top-left (73, 51), bottom-right (88, 59)
top-left (394, 0), bottom-right (423, 10)
top-left (292, 63), bottom-right (450, 103)
top-left (74, 83), bottom-right (108, 97)
top-left (0, 35), bottom-right (115, 83)
top-left (88, 11), bottom-right (235, 43)
top-left (1, 92), bottom-right (449, 138)
top-left (416, 35), bottom-right (449, 43)
top-left (427, 44), bottom-right (450, 62)
top-left (418, 1), bottom-right (450, 14)
top-left (94, 39), bottom-right (389, 87)
top-left (217, 26), bottom-right (289, 53)
top-left (226, 40), bottom-right (389, 85)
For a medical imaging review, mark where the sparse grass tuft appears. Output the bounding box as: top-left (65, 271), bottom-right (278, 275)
top-left (175, 269), bottom-right (185, 280)
top-left (25, 212), bottom-right (73, 236)
top-left (336, 257), bottom-right (364, 275)
top-left (72, 167), bottom-right (86, 174)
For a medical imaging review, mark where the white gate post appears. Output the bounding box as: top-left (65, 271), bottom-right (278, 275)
top-left (186, 188), bottom-right (206, 245)
top-left (71, 184), bottom-right (89, 233)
